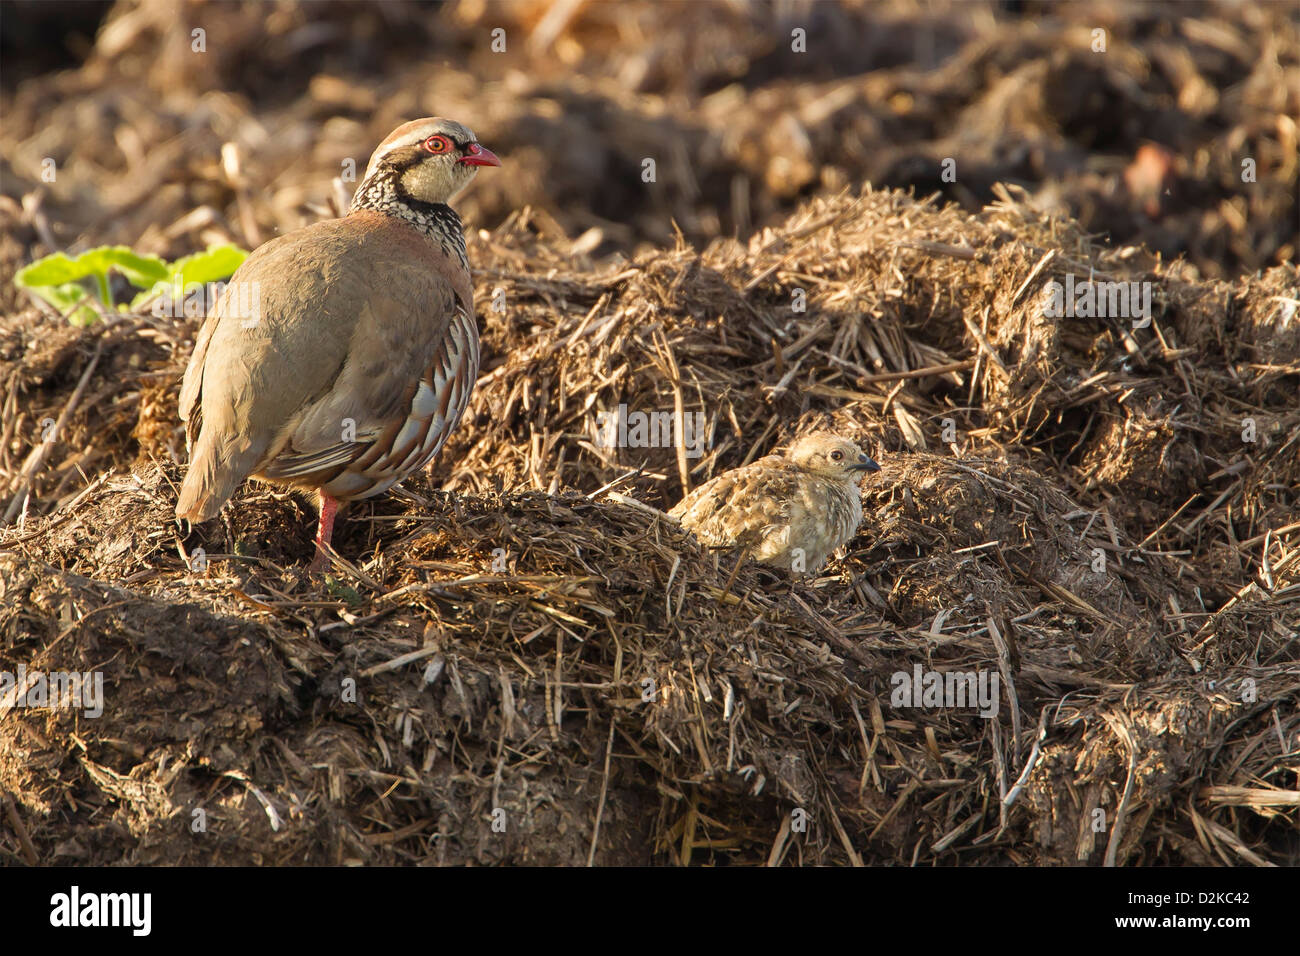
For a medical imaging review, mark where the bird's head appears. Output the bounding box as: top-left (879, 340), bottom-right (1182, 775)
top-left (788, 434), bottom-right (880, 479)
top-left (360, 117), bottom-right (501, 206)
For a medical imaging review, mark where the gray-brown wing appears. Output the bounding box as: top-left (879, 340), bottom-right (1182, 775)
top-left (190, 219), bottom-right (462, 480)
top-left (669, 456), bottom-right (796, 550)
top-left (178, 293), bottom-right (222, 446)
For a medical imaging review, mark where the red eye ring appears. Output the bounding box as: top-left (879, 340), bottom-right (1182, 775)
top-left (423, 135), bottom-right (451, 154)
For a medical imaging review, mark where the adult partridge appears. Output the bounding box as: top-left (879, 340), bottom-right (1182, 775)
top-left (176, 118), bottom-right (500, 568)
top-left (668, 434), bottom-right (880, 573)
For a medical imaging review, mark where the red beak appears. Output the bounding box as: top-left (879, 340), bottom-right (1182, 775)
top-left (459, 143), bottom-right (501, 167)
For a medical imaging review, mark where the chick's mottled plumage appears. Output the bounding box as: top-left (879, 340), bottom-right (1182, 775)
top-left (668, 434), bottom-right (880, 572)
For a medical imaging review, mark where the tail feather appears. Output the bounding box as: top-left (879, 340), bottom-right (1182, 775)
top-left (175, 436), bottom-right (260, 522)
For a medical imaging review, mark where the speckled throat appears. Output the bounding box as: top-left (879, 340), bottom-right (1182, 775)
top-left (350, 167), bottom-right (469, 273)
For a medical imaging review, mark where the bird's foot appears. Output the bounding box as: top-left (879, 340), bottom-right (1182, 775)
top-left (309, 493), bottom-right (340, 572)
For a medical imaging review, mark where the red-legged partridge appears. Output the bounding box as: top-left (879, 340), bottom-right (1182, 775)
top-left (176, 118), bottom-right (500, 568)
top-left (668, 434), bottom-right (880, 573)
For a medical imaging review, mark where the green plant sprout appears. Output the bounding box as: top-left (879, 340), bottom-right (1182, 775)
top-left (14, 245), bottom-right (248, 325)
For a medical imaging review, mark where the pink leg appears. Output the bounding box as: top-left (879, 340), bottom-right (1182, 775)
top-left (309, 494), bottom-right (339, 572)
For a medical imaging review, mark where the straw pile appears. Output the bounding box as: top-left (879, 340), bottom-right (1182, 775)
top-left (2, 181), bottom-right (1296, 864)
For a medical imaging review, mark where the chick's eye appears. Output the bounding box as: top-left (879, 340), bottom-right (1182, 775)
top-left (423, 135), bottom-right (451, 154)
top-left (831, 450), bottom-right (843, 462)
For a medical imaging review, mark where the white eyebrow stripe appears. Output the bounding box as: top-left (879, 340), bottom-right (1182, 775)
top-left (364, 124), bottom-right (477, 178)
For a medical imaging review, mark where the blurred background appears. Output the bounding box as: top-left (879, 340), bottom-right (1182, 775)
top-left (2, 0), bottom-right (1297, 309)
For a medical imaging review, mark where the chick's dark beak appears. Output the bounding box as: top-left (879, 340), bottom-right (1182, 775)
top-left (850, 455), bottom-right (881, 473)
top-left (460, 143), bottom-right (501, 167)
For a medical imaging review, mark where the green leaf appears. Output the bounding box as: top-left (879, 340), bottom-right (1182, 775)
top-left (16, 244), bottom-right (248, 324)
top-left (167, 245), bottom-right (248, 287)
top-left (69, 304), bottom-right (101, 326)
top-left (32, 282), bottom-right (89, 311)
top-left (16, 247), bottom-right (169, 297)
top-left (325, 580), bottom-right (364, 606)
top-left (15, 253), bottom-right (94, 288)
top-left (76, 247), bottom-right (169, 287)
top-left (24, 283), bottom-right (98, 325)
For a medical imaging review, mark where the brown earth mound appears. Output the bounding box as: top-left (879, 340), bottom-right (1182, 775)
top-left (1, 184), bottom-right (1296, 865)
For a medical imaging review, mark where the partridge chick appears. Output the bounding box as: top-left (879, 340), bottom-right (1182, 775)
top-left (668, 434), bottom-right (880, 573)
top-left (176, 118), bottom-right (500, 568)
